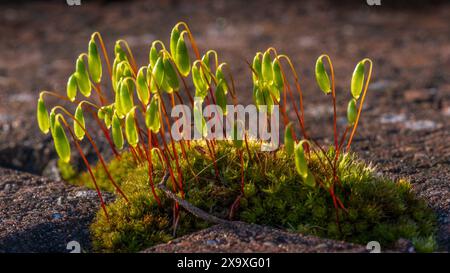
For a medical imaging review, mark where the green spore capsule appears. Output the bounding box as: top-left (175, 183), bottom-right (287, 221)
top-left (152, 56), bottom-right (165, 88)
top-left (347, 98), bottom-right (358, 125)
top-left (37, 97), bottom-right (50, 134)
top-left (125, 107), bottom-right (139, 147)
top-left (262, 50), bottom-right (273, 83)
top-left (175, 33), bottom-right (190, 77)
top-left (252, 53), bottom-right (262, 85)
top-left (284, 122), bottom-right (294, 156)
top-left (272, 59), bottom-right (284, 90)
top-left (103, 107), bottom-right (113, 129)
top-left (315, 56), bottom-right (331, 94)
top-left (114, 41), bottom-right (126, 61)
top-left (170, 26), bottom-right (180, 60)
top-left (53, 118), bottom-right (71, 163)
top-left (74, 104), bottom-right (85, 140)
top-left (193, 100), bottom-right (207, 137)
top-left (115, 83), bottom-right (124, 118)
top-left (215, 80), bottom-right (228, 115)
top-left (201, 53), bottom-right (212, 84)
top-left (111, 112), bottom-right (124, 150)
top-left (163, 56), bottom-right (179, 92)
top-left (269, 85), bottom-right (280, 102)
top-left (88, 38), bottom-right (102, 83)
top-left (75, 56), bottom-right (91, 97)
top-left (66, 74), bottom-right (77, 102)
top-left (49, 110), bottom-right (56, 134)
top-left (216, 64), bottom-right (228, 94)
top-left (97, 107), bottom-right (106, 119)
top-left (119, 80), bottom-right (133, 114)
top-left (303, 170), bottom-right (316, 188)
top-left (192, 64), bottom-right (208, 99)
top-left (351, 61), bottom-right (365, 100)
top-left (136, 67), bottom-right (149, 105)
top-left (149, 44), bottom-right (159, 69)
top-left (145, 97), bottom-right (161, 133)
top-left (294, 140), bottom-right (309, 178)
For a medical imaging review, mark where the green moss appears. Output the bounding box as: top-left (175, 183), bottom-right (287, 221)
top-left (68, 140), bottom-right (437, 252)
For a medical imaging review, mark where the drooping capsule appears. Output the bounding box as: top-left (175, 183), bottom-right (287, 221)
top-left (269, 85), bottom-right (280, 103)
top-left (103, 106), bottom-right (113, 129)
top-left (351, 61), bottom-right (365, 100)
top-left (192, 63), bottom-right (208, 99)
top-left (152, 56), bottom-right (165, 88)
top-left (136, 67), bottom-right (149, 105)
top-left (49, 110), bottom-right (56, 134)
top-left (163, 56), bottom-right (179, 92)
top-left (149, 44), bottom-right (159, 69)
top-left (261, 50), bottom-right (273, 83)
top-left (75, 56), bottom-right (91, 97)
top-left (201, 53), bottom-right (212, 84)
top-left (115, 82), bottom-right (125, 118)
top-left (114, 41), bottom-right (126, 61)
top-left (215, 80), bottom-right (228, 115)
top-left (125, 107), bottom-right (138, 147)
top-left (175, 33), bottom-right (190, 77)
top-left (284, 122), bottom-right (294, 156)
top-left (272, 58), bottom-right (284, 90)
top-left (66, 74), bottom-right (77, 102)
top-left (111, 112), bottom-right (124, 149)
top-left (193, 100), bottom-right (207, 137)
top-left (347, 98), bottom-right (358, 125)
top-left (252, 53), bottom-right (262, 85)
top-left (53, 118), bottom-right (71, 163)
top-left (315, 56), bottom-right (331, 94)
top-left (37, 97), bottom-right (50, 134)
top-left (170, 26), bottom-right (180, 60)
top-left (119, 79), bottom-right (134, 114)
top-left (294, 140), bottom-right (309, 178)
top-left (145, 96), bottom-right (161, 133)
top-left (74, 104), bottom-right (85, 140)
top-left (254, 87), bottom-right (265, 110)
top-left (303, 170), bottom-right (316, 188)
top-left (88, 38), bottom-right (102, 83)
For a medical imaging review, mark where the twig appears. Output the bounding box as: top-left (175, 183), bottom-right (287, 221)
top-left (157, 173), bottom-right (234, 226)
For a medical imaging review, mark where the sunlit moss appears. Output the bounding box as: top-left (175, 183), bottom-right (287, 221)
top-left (66, 140), bottom-right (437, 252)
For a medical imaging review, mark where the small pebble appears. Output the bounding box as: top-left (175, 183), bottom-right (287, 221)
top-left (206, 239), bottom-right (218, 246)
top-left (52, 213), bottom-right (62, 220)
top-left (404, 120), bottom-right (438, 131)
top-left (379, 113), bottom-right (406, 124)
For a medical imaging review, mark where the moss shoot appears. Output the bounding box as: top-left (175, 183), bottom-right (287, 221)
top-left (62, 140), bottom-right (437, 252)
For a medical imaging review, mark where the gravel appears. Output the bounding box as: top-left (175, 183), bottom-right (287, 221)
top-left (0, 167), bottom-right (113, 253)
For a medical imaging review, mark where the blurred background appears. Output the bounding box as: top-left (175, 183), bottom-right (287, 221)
top-left (0, 0), bottom-right (449, 177)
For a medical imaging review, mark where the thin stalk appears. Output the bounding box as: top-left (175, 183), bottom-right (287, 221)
top-left (228, 149), bottom-right (245, 220)
top-left (53, 106), bottom-right (129, 202)
top-left (58, 115), bottom-right (109, 220)
top-left (117, 39), bottom-right (138, 73)
top-left (276, 54), bottom-right (308, 139)
top-left (321, 55), bottom-right (338, 153)
top-left (147, 128), bottom-right (162, 207)
top-left (157, 92), bottom-right (185, 196)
